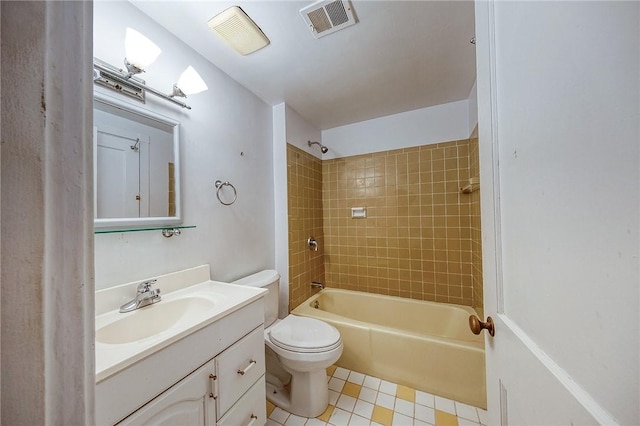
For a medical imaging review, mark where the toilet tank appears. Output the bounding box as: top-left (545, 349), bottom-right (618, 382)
top-left (232, 270), bottom-right (280, 327)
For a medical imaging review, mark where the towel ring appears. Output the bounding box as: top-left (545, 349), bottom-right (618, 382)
top-left (214, 180), bottom-right (237, 205)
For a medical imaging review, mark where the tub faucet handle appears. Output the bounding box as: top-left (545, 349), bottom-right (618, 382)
top-left (307, 237), bottom-right (319, 251)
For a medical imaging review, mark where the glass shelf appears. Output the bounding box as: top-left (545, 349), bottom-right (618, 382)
top-left (94, 225), bottom-right (196, 235)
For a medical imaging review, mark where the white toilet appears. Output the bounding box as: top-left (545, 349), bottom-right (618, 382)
top-left (233, 270), bottom-right (343, 418)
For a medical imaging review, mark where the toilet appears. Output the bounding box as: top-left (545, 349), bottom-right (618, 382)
top-left (233, 270), bottom-right (343, 418)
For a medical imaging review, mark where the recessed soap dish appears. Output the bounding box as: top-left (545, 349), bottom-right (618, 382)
top-left (351, 207), bottom-right (367, 218)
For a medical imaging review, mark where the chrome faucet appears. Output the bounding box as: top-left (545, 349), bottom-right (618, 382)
top-left (119, 279), bottom-right (161, 313)
top-left (311, 281), bottom-right (325, 289)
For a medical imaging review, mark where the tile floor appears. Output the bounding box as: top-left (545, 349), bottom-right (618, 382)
top-left (266, 365), bottom-right (489, 426)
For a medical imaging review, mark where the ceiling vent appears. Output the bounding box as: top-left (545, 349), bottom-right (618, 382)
top-left (300, 0), bottom-right (357, 39)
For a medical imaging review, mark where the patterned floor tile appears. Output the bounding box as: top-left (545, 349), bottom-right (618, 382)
top-left (396, 385), bottom-right (416, 402)
top-left (455, 402), bottom-right (479, 423)
top-left (435, 396), bottom-right (456, 415)
top-left (265, 365), bottom-right (486, 426)
top-left (371, 405), bottom-right (394, 426)
top-left (317, 405), bottom-right (334, 422)
top-left (342, 381), bottom-right (362, 398)
top-left (329, 407), bottom-right (352, 425)
top-left (435, 409), bottom-right (458, 426)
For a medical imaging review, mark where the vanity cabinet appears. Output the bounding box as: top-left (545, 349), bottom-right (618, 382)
top-left (118, 326), bottom-right (266, 426)
top-left (97, 297), bottom-right (267, 426)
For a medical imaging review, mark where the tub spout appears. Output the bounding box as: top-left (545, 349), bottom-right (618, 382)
top-left (311, 281), bottom-right (325, 289)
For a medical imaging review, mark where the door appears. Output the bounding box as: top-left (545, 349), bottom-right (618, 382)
top-left (475, 1), bottom-right (639, 425)
top-left (95, 123), bottom-right (142, 218)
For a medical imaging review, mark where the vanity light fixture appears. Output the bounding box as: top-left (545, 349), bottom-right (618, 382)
top-left (93, 28), bottom-right (208, 110)
top-left (124, 27), bottom-right (161, 78)
top-left (170, 66), bottom-right (208, 98)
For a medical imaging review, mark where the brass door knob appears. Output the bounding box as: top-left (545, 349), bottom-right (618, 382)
top-left (469, 315), bottom-right (495, 337)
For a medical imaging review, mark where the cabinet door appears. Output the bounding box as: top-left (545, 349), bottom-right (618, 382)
top-left (118, 359), bottom-right (216, 426)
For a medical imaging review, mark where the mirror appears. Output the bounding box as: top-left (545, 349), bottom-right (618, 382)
top-left (93, 92), bottom-right (181, 229)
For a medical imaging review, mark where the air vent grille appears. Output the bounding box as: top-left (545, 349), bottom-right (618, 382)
top-left (307, 8), bottom-right (332, 34)
top-left (300, 0), bottom-right (356, 39)
top-left (325, 1), bottom-right (349, 27)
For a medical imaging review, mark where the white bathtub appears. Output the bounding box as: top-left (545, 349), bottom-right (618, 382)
top-left (291, 288), bottom-right (486, 409)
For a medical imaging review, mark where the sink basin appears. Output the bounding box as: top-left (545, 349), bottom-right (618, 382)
top-left (95, 269), bottom-right (267, 383)
top-left (97, 296), bottom-right (216, 344)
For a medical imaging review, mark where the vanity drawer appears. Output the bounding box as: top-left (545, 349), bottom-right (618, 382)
top-left (215, 325), bottom-right (265, 417)
top-left (217, 376), bottom-right (266, 426)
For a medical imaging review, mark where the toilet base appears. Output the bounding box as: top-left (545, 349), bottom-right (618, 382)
top-left (266, 369), bottom-right (329, 418)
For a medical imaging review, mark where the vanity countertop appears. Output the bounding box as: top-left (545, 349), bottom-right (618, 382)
top-left (95, 266), bottom-right (266, 382)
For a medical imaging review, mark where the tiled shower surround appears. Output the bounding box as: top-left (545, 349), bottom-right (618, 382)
top-left (287, 145), bottom-right (325, 311)
top-left (287, 139), bottom-right (482, 310)
top-left (469, 137), bottom-right (483, 314)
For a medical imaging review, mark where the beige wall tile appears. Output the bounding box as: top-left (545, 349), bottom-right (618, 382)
top-left (320, 140), bottom-right (482, 306)
top-left (287, 144), bottom-right (325, 311)
top-left (288, 138), bottom-right (483, 309)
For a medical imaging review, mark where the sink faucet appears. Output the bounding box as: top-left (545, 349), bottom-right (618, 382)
top-left (119, 279), bottom-right (161, 313)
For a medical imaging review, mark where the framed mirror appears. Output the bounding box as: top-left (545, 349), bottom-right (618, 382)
top-left (93, 92), bottom-right (181, 230)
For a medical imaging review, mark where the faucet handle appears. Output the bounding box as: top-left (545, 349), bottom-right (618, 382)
top-left (137, 279), bottom-right (157, 293)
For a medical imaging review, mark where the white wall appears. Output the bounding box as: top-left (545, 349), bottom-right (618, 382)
top-left (93, 1), bottom-right (274, 289)
top-left (321, 99), bottom-right (470, 159)
top-left (285, 105), bottom-right (323, 159)
top-left (272, 103), bottom-right (288, 317)
top-left (467, 80), bottom-right (478, 136)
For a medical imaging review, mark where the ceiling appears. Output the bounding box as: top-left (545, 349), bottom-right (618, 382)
top-left (130, 1), bottom-right (477, 130)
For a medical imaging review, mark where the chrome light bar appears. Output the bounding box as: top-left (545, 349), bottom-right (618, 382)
top-left (93, 58), bottom-right (191, 110)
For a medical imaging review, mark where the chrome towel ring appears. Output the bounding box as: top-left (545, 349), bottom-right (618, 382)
top-left (214, 180), bottom-right (237, 206)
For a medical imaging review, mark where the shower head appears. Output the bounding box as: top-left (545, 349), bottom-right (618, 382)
top-left (308, 140), bottom-right (329, 154)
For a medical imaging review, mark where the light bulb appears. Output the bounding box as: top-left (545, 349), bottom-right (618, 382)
top-left (124, 28), bottom-right (161, 70)
top-left (176, 66), bottom-right (208, 96)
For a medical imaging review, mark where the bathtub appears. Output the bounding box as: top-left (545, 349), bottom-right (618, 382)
top-left (291, 288), bottom-right (486, 409)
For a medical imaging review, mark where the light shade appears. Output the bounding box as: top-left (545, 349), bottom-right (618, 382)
top-left (177, 66), bottom-right (208, 95)
top-left (125, 28), bottom-right (161, 69)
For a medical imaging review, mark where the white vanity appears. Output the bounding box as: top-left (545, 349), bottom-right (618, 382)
top-left (95, 266), bottom-right (267, 425)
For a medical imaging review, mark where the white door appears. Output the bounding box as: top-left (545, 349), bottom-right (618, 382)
top-left (475, 1), bottom-right (639, 425)
top-left (95, 124), bottom-right (141, 218)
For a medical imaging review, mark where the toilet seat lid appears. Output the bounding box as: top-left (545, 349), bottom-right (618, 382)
top-left (269, 316), bottom-right (341, 353)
